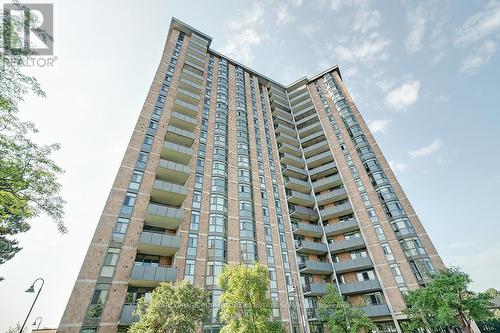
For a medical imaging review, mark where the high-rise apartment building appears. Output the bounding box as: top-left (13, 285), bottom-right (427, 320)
top-left (58, 18), bottom-right (444, 333)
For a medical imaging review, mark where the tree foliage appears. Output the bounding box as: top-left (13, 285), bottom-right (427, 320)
top-left (318, 284), bottom-right (375, 333)
top-left (217, 262), bottom-right (285, 333)
top-left (5, 322), bottom-right (27, 333)
top-left (404, 267), bottom-right (493, 333)
top-left (128, 280), bottom-right (210, 333)
top-left (0, 1), bottom-right (64, 267)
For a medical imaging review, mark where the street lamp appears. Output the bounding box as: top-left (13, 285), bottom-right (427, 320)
top-left (32, 316), bottom-right (42, 330)
top-left (20, 278), bottom-right (44, 333)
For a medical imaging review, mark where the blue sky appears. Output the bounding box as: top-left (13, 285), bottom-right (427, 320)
top-left (1, 0), bottom-right (499, 330)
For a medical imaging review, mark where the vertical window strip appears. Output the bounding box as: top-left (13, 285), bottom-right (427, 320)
top-left (321, 74), bottom-right (434, 285)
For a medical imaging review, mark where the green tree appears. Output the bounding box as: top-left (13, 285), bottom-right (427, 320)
top-left (217, 262), bottom-right (285, 333)
top-left (128, 280), bottom-right (210, 333)
top-left (1, 1), bottom-right (65, 267)
top-left (485, 288), bottom-right (500, 298)
top-left (318, 284), bottom-right (374, 333)
top-left (404, 267), bottom-right (493, 333)
top-left (5, 322), bottom-right (27, 333)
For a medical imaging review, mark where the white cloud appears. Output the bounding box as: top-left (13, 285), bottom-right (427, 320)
top-left (409, 139), bottom-right (443, 158)
top-left (344, 66), bottom-right (359, 77)
top-left (384, 80), bottom-right (421, 111)
top-left (322, 0), bottom-right (344, 11)
top-left (289, 0), bottom-right (303, 7)
top-left (333, 34), bottom-right (391, 63)
top-left (455, 1), bottom-right (500, 45)
top-left (299, 24), bottom-right (319, 37)
top-left (353, 0), bottom-right (381, 34)
top-left (389, 161), bottom-right (408, 172)
top-left (460, 40), bottom-right (496, 74)
top-left (367, 119), bottom-right (390, 134)
top-left (222, 2), bottom-right (266, 64)
top-left (276, 4), bottom-right (294, 26)
top-left (405, 5), bottom-right (427, 53)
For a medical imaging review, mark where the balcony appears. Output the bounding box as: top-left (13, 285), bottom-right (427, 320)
top-left (129, 263), bottom-right (177, 287)
top-left (282, 164), bottom-right (308, 180)
top-left (323, 219), bottom-right (359, 237)
top-left (278, 142), bottom-right (302, 157)
top-left (269, 85), bottom-right (287, 100)
top-left (287, 190), bottom-right (315, 207)
top-left (298, 121), bottom-right (322, 138)
top-left (333, 257), bottom-right (373, 274)
top-left (290, 98), bottom-right (313, 113)
top-left (303, 140), bottom-right (329, 158)
top-left (144, 203), bottom-right (184, 229)
top-left (307, 150), bottom-right (334, 169)
top-left (302, 283), bottom-right (328, 297)
top-left (299, 260), bottom-right (333, 274)
top-left (294, 107), bottom-right (316, 123)
top-left (172, 98), bottom-right (199, 118)
top-left (289, 205), bottom-right (319, 221)
top-left (272, 107), bottom-right (293, 121)
top-left (309, 162), bottom-right (337, 180)
top-left (181, 68), bottom-right (203, 86)
top-left (186, 49), bottom-right (206, 66)
top-left (360, 304), bottom-right (391, 317)
top-left (301, 131), bottom-right (324, 146)
top-left (119, 304), bottom-right (138, 326)
top-left (338, 279), bottom-right (381, 295)
top-left (179, 76), bottom-right (202, 94)
top-left (165, 125), bottom-right (195, 147)
top-left (169, 111), bottom-right (197, 131)
top-left (315, 188), bottom-right (348, 206)
top-left (276, 132), bottom-right (299, 147)
top-left (138, 231), bottom-right (181, 256)
top-left (273, 113), bottom-right (294, 126)
top-left (289, 90), bottom-right (310, 105)
top-left (284, 177), bottom-right (311, 193)
top-left (292, 222), bottom-right (323, 238)
top-left (319, 202), bottom-right (353, 220)
top-left (295, 240), bottom-right (328, 255)
top-left (161, 141), bottom-right (193, 165)
top-left (184, 58), bottom-right (204, 74)
top-left (150, 180), bottom-right (187, 206)
top-left (156, 159), bottom-right (191, 185)
top-left (280, 153), bottom-right (305, 168)
top-left (312, 173), bottom-right (342, 192)
top-left (328, 237), bottom-right (365, 254)
top-left (271, 97), bottom-right (290, 110)
top-left (274, 123), bottom-right (296, 137)
top-left (176, 87), bottom-right (201, 105)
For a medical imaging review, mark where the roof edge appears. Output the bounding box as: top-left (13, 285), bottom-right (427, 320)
top-left (167, 18), bottom-right (342, 89)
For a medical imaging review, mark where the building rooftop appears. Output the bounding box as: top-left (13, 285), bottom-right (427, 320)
top-left (168, 17), bottom-right (342, 89)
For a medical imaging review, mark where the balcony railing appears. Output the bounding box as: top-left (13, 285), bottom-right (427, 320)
top-left (138, 231), bottom-right (180, 256)
top-left (323, 218), bottom-right (359, 237)
top-left (129, 263), bottom-right (177, 287)
top-left (295, 240), bottom-right (328, 255)
top-left (291, 222), bottom-right (323, 238)
top-left (150, 179), bottom-right (187, 206)
top-left (315, 188), bottom-right (348, 206)
top-left (333, 256), bottom-right (373, 274)
top-left (338, 279), bottom-right (381, 295)
top-left (319, 202), bottom-right (353, 220)
top-left (328, 237), bottom-right (365, 253)
top-left (298, 260), bottom-right (333, 274)
top-left (144, 203), bottom-right (184, 230)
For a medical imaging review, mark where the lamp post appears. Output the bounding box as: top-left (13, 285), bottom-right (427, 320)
top-left (19, 278), bottom-right (44, 333)
top-left (32, 316), bottom-right (42, 330)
